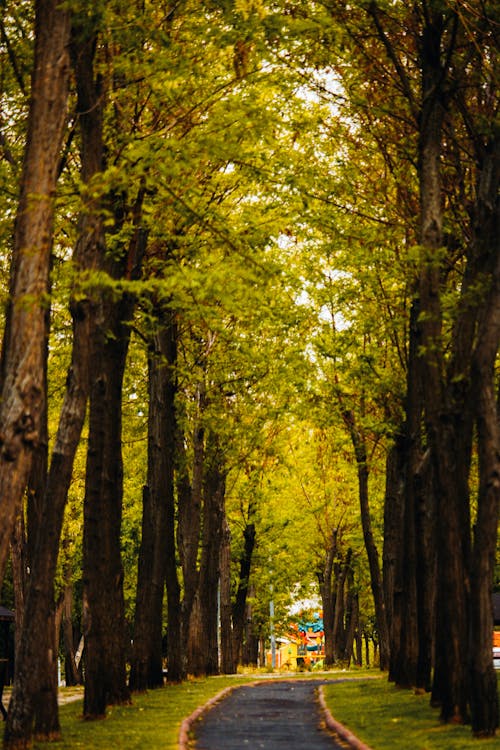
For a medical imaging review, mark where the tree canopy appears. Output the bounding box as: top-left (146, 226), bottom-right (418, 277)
top-left (0, 0), bottom-right (498, 744)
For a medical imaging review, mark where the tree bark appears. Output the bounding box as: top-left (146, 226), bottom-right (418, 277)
top-left (333, 550), bottom-right (351, 660)
top-left (389, 300), bottom-right (428, 689)
top-left (467, 138), bottom-right (500, 737)
top-left (131, 304), bottom-right (183, 689)
top-left (342, 409), bottom-right (390, 670)
top-left (26, 302), bottom-right (49, 574)
top-left (242, 589), bottom-right (259, 667)
top-left (186, 434), bottom-right (225, 676)
top-left (220, 516), bottom-right (234, 674)
top-left (342, 561), bottom-right (358, 664)
top-left (82, 304), bottom-right (132, 716)
top-left (318, 529), bottom-right (337, 667)
top-left (10, 515), bottom-right (28, 665)
top-left (82, 234), bottom-right (143, 715)
top-left (414, 448), bottom-right (436, 693)
top-left (77, 8), bottom-right (147, 708)
top-left (4, 14), bottom-right (106, 744)
top-left (161, 314), bottom-right (184, 684)
top-left (61, 581), bottom-right (82, 687)
top-left (177, 390), bottom-right (204, 666)
top-left (232, 521), bottom-right (256, 666)
top-left (395, 449), bottom-right (419, 689)
top-left (415, 10), bottom-right (473, 723)
top-left (0, 0), bottom-right (71, 589)
top-left (382, 437), bottom-right (405, 671)
top-left (130, 485), bottom-right (159, 691)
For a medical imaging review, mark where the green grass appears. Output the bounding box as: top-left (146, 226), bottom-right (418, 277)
top-left (322, 676), bottom-right (500, 750)
top-left (29, 676), bottom-right (254, 750)
top-left (3, 671), bottom-right (497, 749)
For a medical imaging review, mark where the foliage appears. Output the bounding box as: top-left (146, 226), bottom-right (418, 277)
top-left (0, 0), bottom-right (498, 740)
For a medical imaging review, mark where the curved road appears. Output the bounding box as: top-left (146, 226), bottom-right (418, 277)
top-left (192, 679), bottom-right (348, 750)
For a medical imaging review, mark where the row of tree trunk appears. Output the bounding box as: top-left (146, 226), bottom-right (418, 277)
top-left (321, 1), bottom-right (499, 738)
top-left (129, 306), bottom-right (260, 684)
top-left (382, 5), bottom-right (499, 735)
top-left (0, 7), bottom-right (260, 747)
top-left (0, 1), bottom-right (497, 747)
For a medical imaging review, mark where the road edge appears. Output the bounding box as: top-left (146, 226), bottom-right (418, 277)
top-left (318, 685), bottom-right (374, 750)
top-left (178, 678), bottom-right (375, 750)
top-left (178, 682), bottom-right (258, 750)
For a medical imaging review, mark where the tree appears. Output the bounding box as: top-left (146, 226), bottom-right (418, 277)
top-left (0, 1), bottom-right (496, 739)
top-left (341, 408), bottom-right (391, 670)
top-left (231, 487), bottom-right (257, 667)
top-left (0, 0), bottom-right (71, 589)
top-left (0, 2), bottom-right (72, 746)
top-left (325, 0), bottom-right (499, 731)
top-left (130, 301), bottom-right (183, 689)
top-left (68, 6), bottom-right (146, 717)
top-left (82, 218), bottom-right (144, 715)
top-left (451, 7), bottom-right (499, 733)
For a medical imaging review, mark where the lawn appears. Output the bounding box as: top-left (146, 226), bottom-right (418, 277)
top-left (30, 676), bottom-right (253, 750)
top-left (322, 675), bottom-right (500, 750)
top-left (3, 671), bottom-right (496, 749)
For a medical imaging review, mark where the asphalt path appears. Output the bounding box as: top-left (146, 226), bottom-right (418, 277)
top-left (192, 679), bottom-right (348, 750)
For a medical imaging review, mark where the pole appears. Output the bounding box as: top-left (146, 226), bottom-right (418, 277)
top-left (270, 586), bottom-right (276, 669)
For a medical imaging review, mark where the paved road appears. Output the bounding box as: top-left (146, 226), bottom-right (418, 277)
top-left (192, 679), bottom-right (347, 750)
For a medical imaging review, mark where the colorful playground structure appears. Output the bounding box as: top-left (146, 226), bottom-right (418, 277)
top-left (267, 613), bottom-right (325, 670)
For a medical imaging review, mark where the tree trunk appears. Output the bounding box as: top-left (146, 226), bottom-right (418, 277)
top-left (395, 458), bottom-right (419, 689)
top-left (342, 563), bottom-right (358, 665)
top-left (177, 393), bottom-right (204, 665)
top-left (62, 582), bottom-right (82, 687)
top-left (467, 139), bottom-right (500, 737)
top-left (82, 269), bottom-right (140, 715)
top-left (10, 516), bottom-right (28, 664)
top-left (390, 417), bottom-right (420, 685)
top-left (232, 521), bottom-right (256, 666)
top-left (161, 313), bottom-right (183, 684)
top-left (82, 310), bottom-right (131, 716)
top-left (469, 358), bottom-right (499, 736)
top-left (416, 11), bottom-right (473, 724)
top-left (318, 529), bottom-right (337, 667)
top-left (414, 448), bottom-right (436, 693)
top-left (26, 309), bottom-right (49, 573)
top-left (389, 295), bottom-right (429, 690)
top-left (333, 551), bottom-right (351, 659)
top-left (186, 435), bottom-right (225, 676)
top-left (242, 592), bottom-right (259, 667)
top-left (354, 626), bottom-right (362, 667)
top-left (130, 485), bottom-right (160, 691)
top-left (1, 0), bottom-right (73, 742)
top-left (82, 204), bottom-right (144, 716)
top-left (4, 15), bottom-right (106, 744)
top-left (0, 0), bottom-right (71, 589)
top-left (342, 409), bottom-right (390, 670)
top-left (382, 438), bottom-right (405, 670)
top-left (131, 305), bottom-right (183, 689)
top-left (220, 516), bottom-right (235, 674)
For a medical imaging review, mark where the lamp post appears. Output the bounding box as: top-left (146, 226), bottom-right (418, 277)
top-left (270, 583), bottom-right (276, 669)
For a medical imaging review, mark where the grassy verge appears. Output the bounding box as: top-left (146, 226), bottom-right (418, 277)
top-left (322, 676), bottom-right (500, 750)
top-left (3, 671), bottom-right (497, 749)
top-left (29, 676), bottom-right (254, 750)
